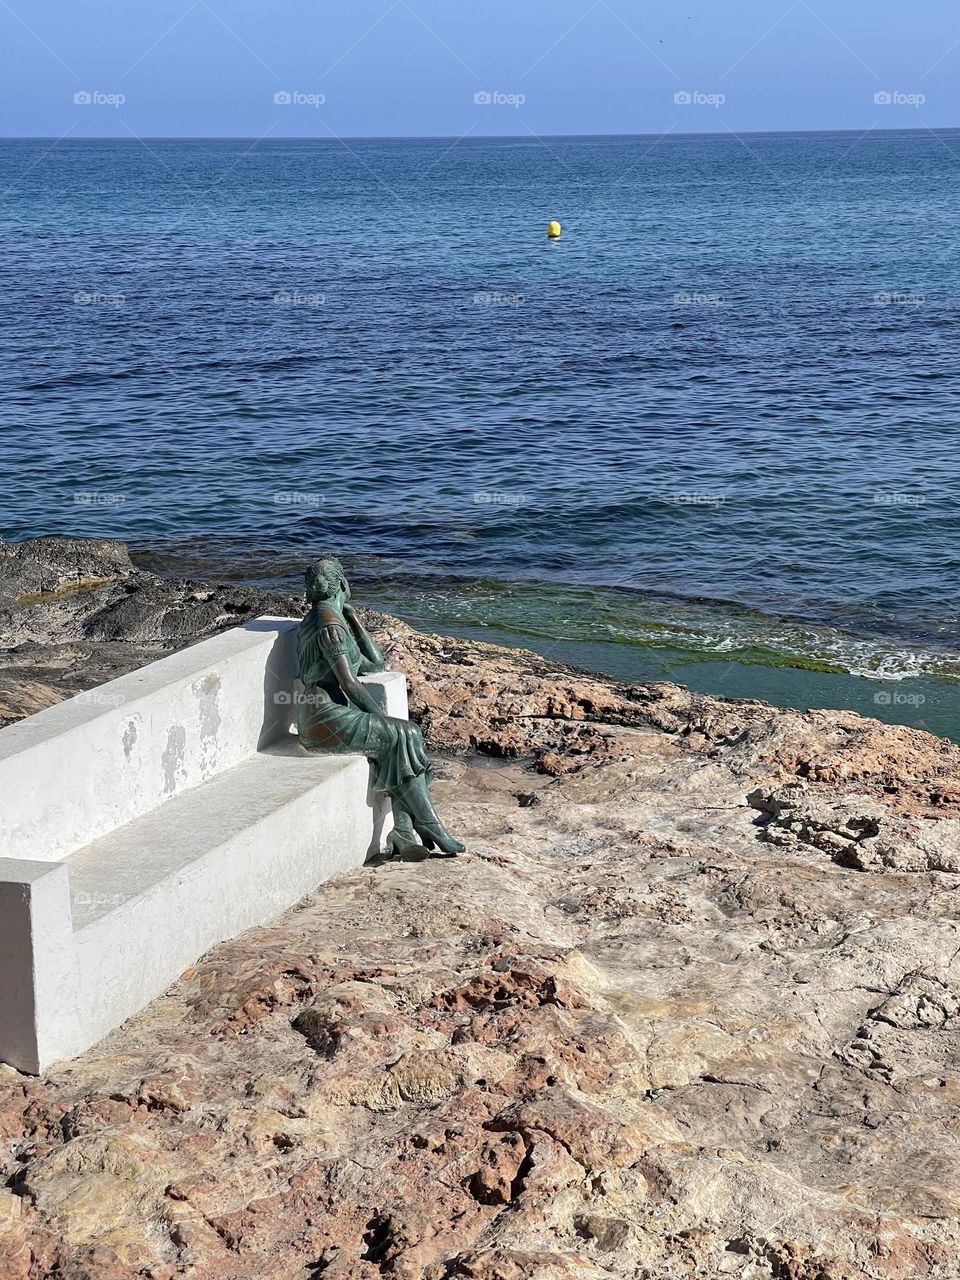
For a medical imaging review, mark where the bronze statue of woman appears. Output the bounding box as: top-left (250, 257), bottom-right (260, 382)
top-left (296, 558), bottom-right (465, 858)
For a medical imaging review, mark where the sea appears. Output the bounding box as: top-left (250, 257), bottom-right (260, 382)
top-left (2, 132), bottom-right (959, 738)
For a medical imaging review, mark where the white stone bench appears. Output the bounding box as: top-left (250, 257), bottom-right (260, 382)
top-left (0, 617), bottom-right (406, 1074)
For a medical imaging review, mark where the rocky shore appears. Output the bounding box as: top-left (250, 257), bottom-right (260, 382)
top-left (2, 538), bottom-right (960, 1280)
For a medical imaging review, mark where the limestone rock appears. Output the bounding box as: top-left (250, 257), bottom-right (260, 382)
top-left (3, 539), bottom-right (960, 1277)
top-left (0, 537), bottom-right (300, 727)
top-left (0, 536), bottom-right (134, 604)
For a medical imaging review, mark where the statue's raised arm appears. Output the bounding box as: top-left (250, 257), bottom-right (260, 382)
top-left (296, 557), bottom-right (464, 858)
top-left (342, 598), bottom-right (386, 674)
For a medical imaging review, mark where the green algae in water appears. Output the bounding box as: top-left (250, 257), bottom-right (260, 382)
top-left (134, 546), bottom-right (960, 739)
top-left (368, 576), bottom-right (960, 685)
top-left (364, 575), bottom-right (960, 741)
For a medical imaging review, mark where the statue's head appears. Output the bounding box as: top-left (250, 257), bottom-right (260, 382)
top-left (305, 557), bottom-right (348, 603)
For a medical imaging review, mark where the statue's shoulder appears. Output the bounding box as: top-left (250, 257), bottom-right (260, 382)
top-left (314, 603), bottom-right (345, 631)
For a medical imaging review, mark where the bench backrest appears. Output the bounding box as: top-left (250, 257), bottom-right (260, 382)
top-left (0, 617), bottom-right (301, 864)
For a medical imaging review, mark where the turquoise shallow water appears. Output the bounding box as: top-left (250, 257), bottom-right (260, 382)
top-left (399, 619), bottom-right (959, 742)
top-left (2, 133), bottom-right (959, 735)
top-left (137, 546), bottom-right (960, 741)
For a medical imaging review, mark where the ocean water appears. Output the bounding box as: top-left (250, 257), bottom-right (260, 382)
top-left (2, 133), bottom-right (959, 735)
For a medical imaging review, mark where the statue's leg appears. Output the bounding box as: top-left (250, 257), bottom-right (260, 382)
top-left (391, 775), bottom-right (465, 857)
top-left (391, 805), bottom-right (417, 838)
top-left (382, 777), bottom-right (433, 858)
top-left (390, 775), bottom-right (433, 829)
top-left (376, 720), bottom-right (465, 857)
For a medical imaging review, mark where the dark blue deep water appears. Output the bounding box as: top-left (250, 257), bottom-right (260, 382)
top-left (2, 133), bottom-right (960, 732)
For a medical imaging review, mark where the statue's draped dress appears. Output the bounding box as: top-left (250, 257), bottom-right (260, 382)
top-left (296, 604), bottom-right (433, 795)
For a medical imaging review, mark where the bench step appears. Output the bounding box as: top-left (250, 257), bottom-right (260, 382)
top-left (0, 744), bottom-right (385, 1073)
top-left (69, 742), bottom-right (376, 929)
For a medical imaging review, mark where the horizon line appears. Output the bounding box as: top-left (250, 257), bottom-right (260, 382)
top-left (1, 124), bottom-right (958, 143)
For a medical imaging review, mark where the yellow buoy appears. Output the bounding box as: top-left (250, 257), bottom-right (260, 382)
top-left (547, 220), bottom-right (562, 239)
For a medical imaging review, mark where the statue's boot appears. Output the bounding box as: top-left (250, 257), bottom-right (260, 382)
top-left (386, 809), bottom-right (426, 859)
top-left (413, 819), bottom-right (465, 857)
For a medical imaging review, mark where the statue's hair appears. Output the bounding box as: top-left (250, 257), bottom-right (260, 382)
top-left (305, 557), bottom-right (345, 603)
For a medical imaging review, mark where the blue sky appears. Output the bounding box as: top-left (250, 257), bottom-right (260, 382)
top-left (1, 0), bottom-right (959, 137)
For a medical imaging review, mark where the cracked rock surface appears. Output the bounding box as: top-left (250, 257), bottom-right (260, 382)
top-left (2, 539), bottom-right (960, 1279)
